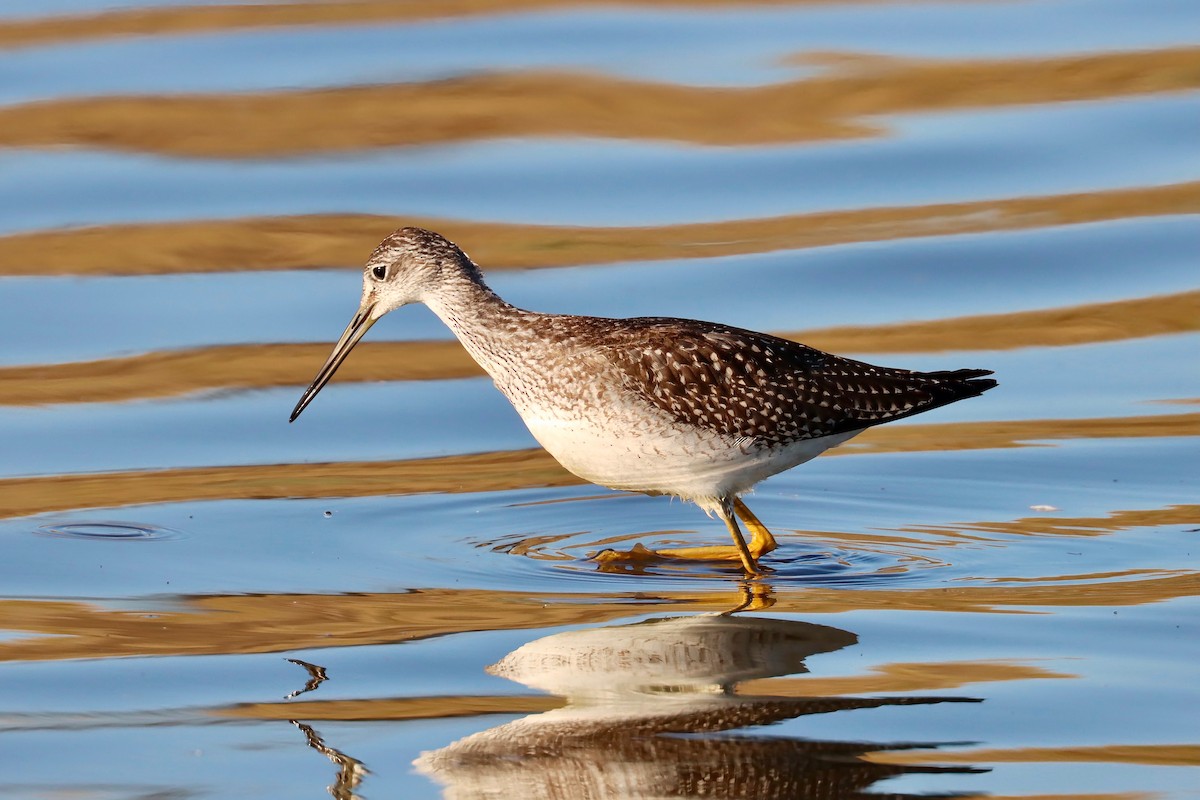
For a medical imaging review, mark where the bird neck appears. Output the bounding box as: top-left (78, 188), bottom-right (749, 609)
top-left (421, 264), bottom-right (530, 359)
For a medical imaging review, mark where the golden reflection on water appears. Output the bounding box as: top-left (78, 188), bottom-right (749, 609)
top-left (867, 744), bottom-right (1200, 767)
top-left (2, 573), bottom-right (1197, 663)
top-left (2, 181), bottom-right (1196, 276)
top-left (230, 695), bottom-right (565, 723)
top-left (742, 660), bottom-right (1073, 696)
top-left (2, 47), bottom-right (1198, 157)
top-left (906, 504), bottom-right (1200, 540)
top-left (0, 0), bottom-right (873, 50)
top-left (0, 415), bottom-right (1195, 520)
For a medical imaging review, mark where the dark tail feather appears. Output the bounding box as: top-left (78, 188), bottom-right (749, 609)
top-left (926, 368), bottom-right (998, 397)
top-left (865, 368), bottom-right (997, 427)
top-left (831, 367), bottom-right (996, 433)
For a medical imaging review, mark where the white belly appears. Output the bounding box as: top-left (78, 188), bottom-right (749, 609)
top-left (521, 409), bottom-right (860, 507)
top-left (479, 347), bottom-right (862, 508)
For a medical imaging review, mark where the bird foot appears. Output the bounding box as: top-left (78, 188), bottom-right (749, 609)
top-left (591, 542), bottom-right (770, 576)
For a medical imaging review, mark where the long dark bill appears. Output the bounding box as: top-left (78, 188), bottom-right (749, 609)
top-left (289, 306), bottom-right (376, 422)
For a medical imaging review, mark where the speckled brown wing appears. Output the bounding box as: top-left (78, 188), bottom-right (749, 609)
top-left (604, 318), bottom-right (996, 446)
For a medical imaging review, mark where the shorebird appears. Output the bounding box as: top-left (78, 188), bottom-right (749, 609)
top-left (290, 228), bottom-right (996, 575)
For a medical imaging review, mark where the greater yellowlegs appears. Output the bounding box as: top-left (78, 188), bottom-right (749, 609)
top-left (290, 228), bottom-right (996, 575)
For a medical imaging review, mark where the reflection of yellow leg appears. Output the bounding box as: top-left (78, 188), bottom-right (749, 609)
top-left (593, 497), bottom-right (770, 576)
top-left (734, 498), bottom-right (777, 557)
top-left (724, 582), bottom-right (776, 614)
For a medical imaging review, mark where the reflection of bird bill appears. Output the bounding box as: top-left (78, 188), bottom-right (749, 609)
top-left (416, 614), bottom-right (981, 799)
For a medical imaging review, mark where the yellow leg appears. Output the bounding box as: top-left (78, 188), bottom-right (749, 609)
top-left (592, 497), bottom-right (773, 576)
top-left (734, 497), bottom-right (778, 557)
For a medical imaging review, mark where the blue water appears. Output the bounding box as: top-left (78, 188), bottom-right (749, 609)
top-left (0, 1), bottom-right (1197, 798)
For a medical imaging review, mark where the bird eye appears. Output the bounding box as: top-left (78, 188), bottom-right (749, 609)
top-left (371, 264), bottom-right (387, 281)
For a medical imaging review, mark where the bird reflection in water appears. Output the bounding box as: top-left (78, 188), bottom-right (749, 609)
top-left (286, 658), bottom-right (367, 800)
top-left (292, 720), bottom-right (368, 800)
top-left (417, 588), bottom-right (983, 799)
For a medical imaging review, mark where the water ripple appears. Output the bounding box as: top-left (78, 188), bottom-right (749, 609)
top-left (478, 529), bottom-right (951, 587)
top-left (34, 520), bottom-right (183, 542)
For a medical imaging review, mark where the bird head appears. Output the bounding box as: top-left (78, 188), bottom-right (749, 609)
top-left (289, 227), bottom-right (470, 422)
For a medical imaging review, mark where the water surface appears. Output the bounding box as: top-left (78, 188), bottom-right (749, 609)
top-left (0, 1), bottom-right (1197, 798)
